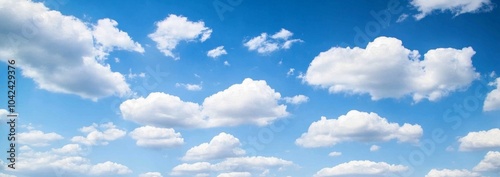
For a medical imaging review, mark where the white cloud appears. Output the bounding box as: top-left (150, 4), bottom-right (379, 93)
top-left (18, 130), bottom-right (63, 147)
top-left (296, 110), bottom-right (423, 148)
top-left (182, 132), bottom-right (245, 161)
top-left (92, 18), bottom-right (144, 60)
top-left (148, 14), bottom-right (212, 59)
top-left (425, 169), bottom-right (481, 177)
top-left (484, 77), bottom-right (500, 111)
top-left (410, 0), bottom-right (494, 20)
top-left (176, 83), bottom-right (203, 91)
top-left (286, 68), bottom-right (295, 76)
top-left (10, 144), bottom-right (131, 176)
top-left (370, 145), bottom-right (381, 152)
top-left (52, 144), bottom-right (83, 155)
top-left (283, 95), bottom-right (309, 105)
top-left (120, 92), bottom-right (205, 128)
top-left (89, 161), bottom-right (132, 176)
top-left (396, 13), bottom-right (409, 22)
top-left (171, 162), bottom-right (212, 176)
top-left (473, 151), bottom-right (500, 172)
top-left (120, 78), bottom-right (289, 128)
top-left (0, 109), bottom-right (9, 121)
top-left (0, 173), bottom-right (15, 177)
top-left (127, 68), bottom-right (146, 79)
top-left (214, 156), bottom-right (293, 172)
top-left (244, 28), bottom-right (302, 54)
top-left (139, 172), bottom-right (163, 177)
top-left (129, 126), bottom-right (184, 148)
top-left (314, 160), bottom-right (408, 177)
top-left (224, 61), bottom-right (230, 66)
top-left (328, 151), bottom-right (342, 157)
top-left (217, 172), bottom-right (252, 177)
top-left (271, 28), bottom-right (293, 40)
top-left (202, 78), bottom-right (288, 127)
top-left (0, 0), bottom-right (131, 100)
top-left (458, 128), bottom-right (500, 151)
top-left (303, 36), bottom-right (479, 102)
top-left (71, 122), bottom-right (126, 146)
top-left (171, 156), bottom-right (293, 176)
top-left (207, 46), bottom-right (228, 58)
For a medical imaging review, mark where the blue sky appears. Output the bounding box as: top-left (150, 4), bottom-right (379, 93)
top-left (1, 0), bottom-right (500, 177)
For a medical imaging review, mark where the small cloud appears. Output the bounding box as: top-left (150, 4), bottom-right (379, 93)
top-left (328, 151), bottom-right (342, 157)
top-left (114, 57), bottom-right (120, 63)
top-left (176, 82), bottom-right (203, 91)
top-left (244, 28), bottom-right (303, 54)
top-left (224, 61), bottom-right (230, 66)
top-left (286, 68), bottom-right (295, 77)
top-left (283, 95), bottom-right (309, 105)
top-left (129, 126), bottom-right (184, 148)
top-left (396, 14), bottom-right (408, 23)
top-left (148, 14), bottom-right (212, 59)
top-left (71, 122), bottom-right (126, 146)
top-left (18, 129), bottom-right (64, 147)
top-left (370, 145), bottom-right (380, 152)
top-left (127, 69), bottom-right (146, 79)
top-left (207, 46), bottom-right (228, 58)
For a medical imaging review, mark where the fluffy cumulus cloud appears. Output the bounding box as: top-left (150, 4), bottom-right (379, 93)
top-left (303, 36), bottom-right (479, 102)
top-left (0, 0), bottom-right (138, 100)
top-left (148, 14), bottom-right (212, 59)
top-left (410, 0), bottom-right (494, 20)
top-left (425, 169), bottom-right (481, 177)
top-left (129, 126), bottom-right (184, 148)
top-left (473, 151), bottom-right (500, 172)
top-left (182, 132), bottom-right (245, 161)
top-left (120, 78), bottom-right (289, 128)
top-left (139, 172), bottom-right (163, 177)
top-left (244, 28), bottom-right (302, 54)
top-left (207, 46), bottom-right (228, 58)
top-left (458, 128), bottom-right (500, 151)
top-left (313, 160), bottom-right (408, 177)
top-left (120, 92), bottom-right (205, 128)
top-left (7, 144), bottom-right (132, 176)
top-left (171, 156), bottom-right (293, 176)
top-left (18, 129), bottom-right (63, 147)
top-left (296, 110), bottom-right (423, 148)
top-left (71, 122), bottom-right (126, 146)
top-left (202, 78), bottom-right (288, 127)
top-left (484, 77), bottom-right (500, 111)
top-left (92, 18), bottom-right (144, 59)
top-left (283, 95), bottom-right (309, 105)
